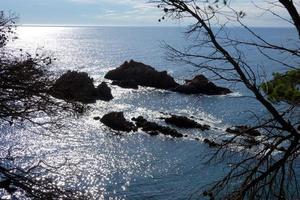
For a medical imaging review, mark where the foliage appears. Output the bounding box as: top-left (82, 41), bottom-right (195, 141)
top-left (261, 69), bottom-right (300, 105)
top-left (0, 12), bottom-right (86, 199)
top-left (154, 0), bottom-right (300, 199)
top-left (0, 11), bottom-right (16, 48)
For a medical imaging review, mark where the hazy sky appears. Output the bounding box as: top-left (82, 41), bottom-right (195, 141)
top-left (0, 0), bottom-right (293, 26)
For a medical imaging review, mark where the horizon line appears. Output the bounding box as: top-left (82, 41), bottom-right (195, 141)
top-left (17, 23), bottom-right (294, 28)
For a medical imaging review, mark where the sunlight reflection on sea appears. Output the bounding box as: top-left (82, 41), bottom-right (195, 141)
top-left (1, 26), bottom-right (298, 199)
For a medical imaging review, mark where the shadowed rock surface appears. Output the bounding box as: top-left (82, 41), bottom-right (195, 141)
top-left (101, 112), bottom-right (137, 132)
top-left (164, 115), bottom-right (210, 131)
top-left (105, 60), bottom-right (179, 89)
top-left (132, 116), bottom-right (183, 138)
top-left (97, 82), bottom-right (114, 101)
top-left (226, 126), bottom-right (261, 137)
top-left (112, 80), bottom-right (139, 89)
top-left (171, 75), bottom-right (232, 95)
top-left (93, 116), bottom-right (101, 120)
top-left (51, 71), bottom-right (113, 103)
top-left (0, 179), bottom-right (17, 194)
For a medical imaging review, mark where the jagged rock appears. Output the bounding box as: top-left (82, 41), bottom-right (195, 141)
top-left (97, 82), bottom-right (113, 101)
top-left (51, 71), bottom-right (113, 103)
top-left (226, 126), bottom-right (261, 137)
top-left (164, 115), bottom-right (210, 131)
top-left (171, 75), bottom-right (231, 95)
top-left (112, 80), bottom-right (139, 89)
top-left (51, 71), bottom-right (97, 103)
top-left (101, 112), bottom-right (137, 132)
top-left (132, 116), bottom-right (183, 138)
top-left (105, 60), bottom-right (179, 90)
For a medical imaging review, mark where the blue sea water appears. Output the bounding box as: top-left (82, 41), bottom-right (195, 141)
top-left (1, 26), bottom-right (299, 199)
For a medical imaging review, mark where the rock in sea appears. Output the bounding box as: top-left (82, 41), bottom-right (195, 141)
top-left (132, 116), bottom-right (183, 138)
top-left (111, 80), bottom-right (139, 89)
top-left (226, 125), bottom-right (261, 137)
top-left (164, 115), bottom-right (210, 131)
top-left (101, 112), bottom-right (137, 132)
top-left (105, 60), bottom-right (179, 90)
top-left (171, 75), bottom-right (232, 95)
top-left (51, 71), bottom-right (113, 103)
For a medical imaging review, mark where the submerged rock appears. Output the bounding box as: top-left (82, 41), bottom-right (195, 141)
top-left (132, 116), bottom-right (183, 138)
top-left (226, 126), bottom-right (261, 137)
top-left (164, 115), bottom-right (210, 131)
top-left (105, 60), bottom-right (179, 90)
top-left (101, 112), bottom-right (137, 132)
top-left (51, 71), bottom-right (113, 103)
top-left (171, 75), bottom-right (231, 95)
top-left (112, 80), bottom-right (139, 89)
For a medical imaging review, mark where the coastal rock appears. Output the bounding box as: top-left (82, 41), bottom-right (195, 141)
top-left (97, 82), bottom-right (114, 101)
top-left (171, 75), bottom-right (232, 95)
top-left (132, 116), bottom-right (183, 138)
top-left (112, 80), bottom-right (139, 89)
top-left (226, 126), bottom-right (261, 137)
top-left (164, 115), bottom-right (210, 131)
top-left (105, 60), bottom-right (179, 90)
top-left (51, 71), bottom-right (113, 103)
top-left (203, 138), bottom-right (220, 147)
top-left (0, 179), bottom-right (17, 194)
top-left (93, 116), bottom-right (101, 120)
top-left (51, 71), bottom-right (98, 103)
top-left (101, 112), bottom-right (137, 132)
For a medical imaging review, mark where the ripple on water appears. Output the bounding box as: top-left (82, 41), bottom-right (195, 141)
top-left (3, 26), bottom-right (293, 199)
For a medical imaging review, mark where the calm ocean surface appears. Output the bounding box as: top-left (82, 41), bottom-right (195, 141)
top-left (1, 26), bottom-right (299, 199)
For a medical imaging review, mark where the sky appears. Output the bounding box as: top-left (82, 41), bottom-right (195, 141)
top-left (0, 0), bottom-right (294, 26)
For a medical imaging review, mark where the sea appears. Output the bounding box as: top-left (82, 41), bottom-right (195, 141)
top-left (0, 26), bottom-right (299, 199)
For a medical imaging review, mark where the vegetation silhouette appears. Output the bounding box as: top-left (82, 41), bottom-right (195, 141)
top-left (153, 0), bottom-right (300, 199)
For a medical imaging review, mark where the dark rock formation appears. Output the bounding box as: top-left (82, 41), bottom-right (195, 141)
top-left (93, 116), bottom-right (101, 120)
top-left (51, 71), bottom-right (113, 103)
top-left (0, 179), bottom-right (17, 194)
top-left (97, 82), bottom-right (114, 101)
top-left (171, 75), bottom-right (232, 95)
top-left (101, 112), bottom-right (137, 132)
top-left (112, 80), bottom-right (139, 89)
top-left (132, 116), bottom-right (183, 138)
top-left (105, 60), bottom-right (179, 90)
top-left (147, 131), bottom-right (160, 136)
top-left (203, 138), bottom-right (220, 147)
top-left (164, 115), bottom-right (210, 131)
top-left (226, 126), bottom-right (261, 137)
